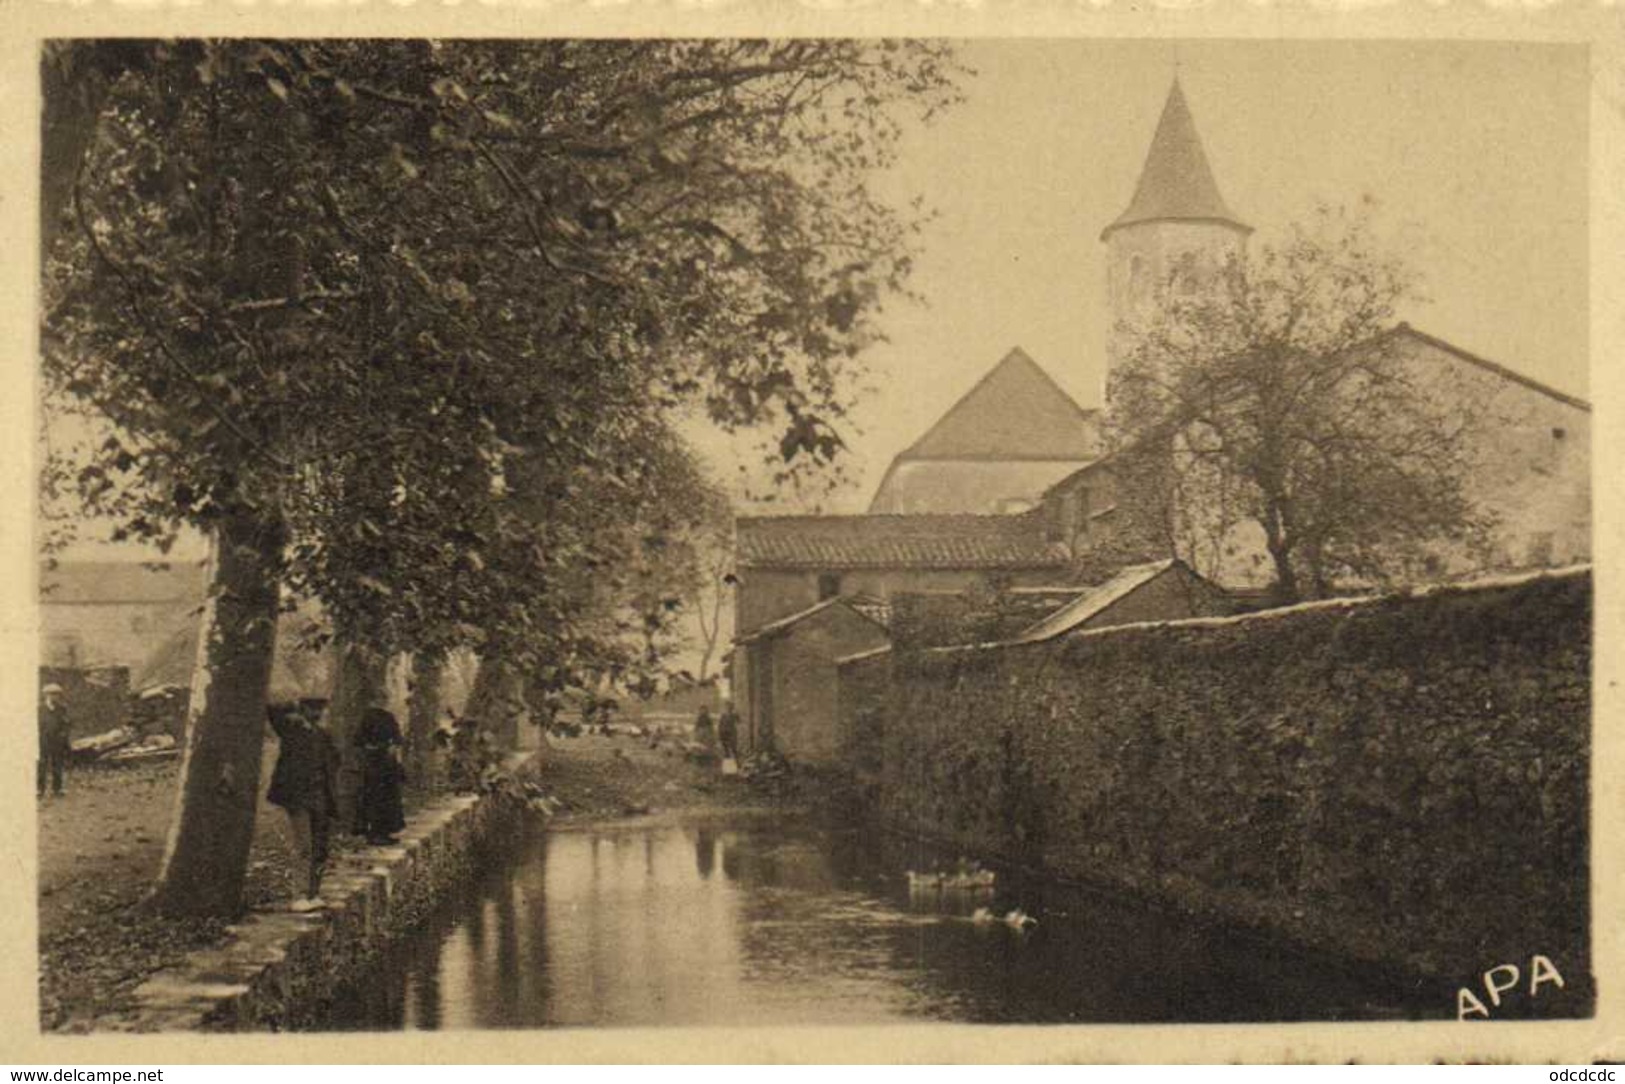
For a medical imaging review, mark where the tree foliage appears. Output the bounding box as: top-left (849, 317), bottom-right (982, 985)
top-left (44, 36), bottom-right (964, 663)
top-left (1107, 201), bottom-right (1493, 602)
top-left (41, 37), bottom-right (966, 913)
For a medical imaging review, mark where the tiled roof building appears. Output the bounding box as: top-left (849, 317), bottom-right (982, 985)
top-left (39, 560), bottom-right (210, 671)
top-left (729, 77), bottom-right (1590, 758)
top-left (733, 513), bottom-right (1073, 637)
top-left (737, 512), bottom-right (1070, 571)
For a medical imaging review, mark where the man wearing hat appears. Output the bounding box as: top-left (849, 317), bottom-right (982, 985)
top-left (38, 682), bottom-right (71, 798)
top-left (267, 697), bottom-right (340, 910)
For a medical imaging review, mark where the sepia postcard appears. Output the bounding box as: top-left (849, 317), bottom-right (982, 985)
top-left (0, 0), bottom-right (1621, 1065)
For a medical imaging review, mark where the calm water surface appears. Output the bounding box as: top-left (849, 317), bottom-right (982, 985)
top-left (322, 814), bottom-right (1432, 1029)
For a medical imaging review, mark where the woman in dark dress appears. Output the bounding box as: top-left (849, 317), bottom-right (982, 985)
top-left (356, 706), bottom-right (407, 844)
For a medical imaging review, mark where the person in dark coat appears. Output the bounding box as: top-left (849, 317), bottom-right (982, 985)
top-left (267, 698), bottom-right (339, 908)
top-left (717, 701), bottom-right (741, 761)
top-left (445, 716), bottom-right (495, 794)
top-left (692, 706), bottom-right (715, 746)
top-left (356, 706), bottom-right (407, 844)
top-left (37, 683), bottom-right (71, 798)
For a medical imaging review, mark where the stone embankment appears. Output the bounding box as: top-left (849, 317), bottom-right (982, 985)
top-left (121, 754), bottom-right (536, 1032)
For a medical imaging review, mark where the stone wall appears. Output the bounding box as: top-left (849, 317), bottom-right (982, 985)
top-left (127, 756), bottom-right (535, 1031)
top-left (840, 568), bottom-right (1591, 989)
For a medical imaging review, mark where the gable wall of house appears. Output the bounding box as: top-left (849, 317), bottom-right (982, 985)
top-left (1075, 562), bottom-right (1233, 631)
top-left (767, 606), bottom-right (891, 764)
top-left (1039, 335), bottom-right (1592, 591)
top-left (42, 599), bottom-right (200, 671)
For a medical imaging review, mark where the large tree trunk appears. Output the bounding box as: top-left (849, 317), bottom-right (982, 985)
top-left (466, 656), bottom-right (524, 752)
top-left (150, 512), bottom-right (283, 917)
top-left (328, 638), bottom-right (387, 833)
top-left (1303, 539), bottom-right (1332, 600)
top-left (406, 653), bottom-right (444, 787)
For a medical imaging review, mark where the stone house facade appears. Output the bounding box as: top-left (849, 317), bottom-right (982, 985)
top-left (40, 559), bottom-right (210, 672)
top-left (730, 512), bottom-right (1080, 754)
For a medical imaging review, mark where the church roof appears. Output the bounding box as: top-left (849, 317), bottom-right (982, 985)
top-left (1102, 79), bottom-right (1250, 241)
top-left (898, 347), bottom-right (1098, 462)
top-left (736, 513), bottom-right (1070, 571)
top-left (1385, 324), bottom-right (1590, 412)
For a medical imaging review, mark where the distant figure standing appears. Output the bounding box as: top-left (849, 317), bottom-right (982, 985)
top-left (356, 707), bottom-right (407, 844)
top-left (717, 702), bottom-right (740, 761)
top-left (37, 682), bottom-right (71, 799)
top-left (692, 706), bottom-right (715, 746)
top-left (447, 715), bottom-right (494, 794)
top-left (267, 698), bottom-right (340, 910)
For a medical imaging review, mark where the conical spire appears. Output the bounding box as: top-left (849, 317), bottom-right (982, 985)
top-left (1101, 79), bottom-right (1249, 240)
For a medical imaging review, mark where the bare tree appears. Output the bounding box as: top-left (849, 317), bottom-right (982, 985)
top-left (1108, 200), bottom-right (1494, 603)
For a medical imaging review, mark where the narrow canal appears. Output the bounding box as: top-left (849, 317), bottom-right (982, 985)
top-left (321, 813), bottom-right (1435, 1029)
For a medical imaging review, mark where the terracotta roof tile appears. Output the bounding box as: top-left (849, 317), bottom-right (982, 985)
top-left (736, 514), bottom-right (1069, 571)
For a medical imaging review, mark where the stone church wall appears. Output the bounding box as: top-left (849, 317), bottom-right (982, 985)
top-left (1076, 334), bottom-right (1592, 591)
top-left (1407, 338), bottom-right (1591, 569)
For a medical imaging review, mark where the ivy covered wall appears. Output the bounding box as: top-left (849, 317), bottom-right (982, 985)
top-left (839, 568), bottom-right (1591, 989)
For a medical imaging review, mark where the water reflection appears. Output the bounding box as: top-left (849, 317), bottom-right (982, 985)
top-left (322, 816), bottom-right (1432, 1030)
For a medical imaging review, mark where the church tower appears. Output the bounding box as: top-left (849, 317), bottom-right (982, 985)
top-left (1102, 79), bottom-right (1251, 397)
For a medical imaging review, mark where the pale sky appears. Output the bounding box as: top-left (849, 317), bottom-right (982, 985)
top-left (52, 38), bottom-right (1590, 557)
top-left (762, 38), bottom-right (1590, 515)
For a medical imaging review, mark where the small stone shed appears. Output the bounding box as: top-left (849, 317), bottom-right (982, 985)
top-left (732, 597), bottom-right (891, 765)
top-left (1016, 558), bottom-right (1232, 641)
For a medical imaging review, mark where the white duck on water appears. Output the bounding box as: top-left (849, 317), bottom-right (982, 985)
top-left (970, 906), bottom-right (1037, 930)
top-left (1003, 908), bottom-right (1037, 930)
top-left (906, 858), bottom-right (997, 892)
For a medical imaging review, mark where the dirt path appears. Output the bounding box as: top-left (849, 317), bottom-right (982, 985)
top-left (534, 731), bottom-right (791, 822)
top-left (41, 743), bottom-right (376, 1032)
